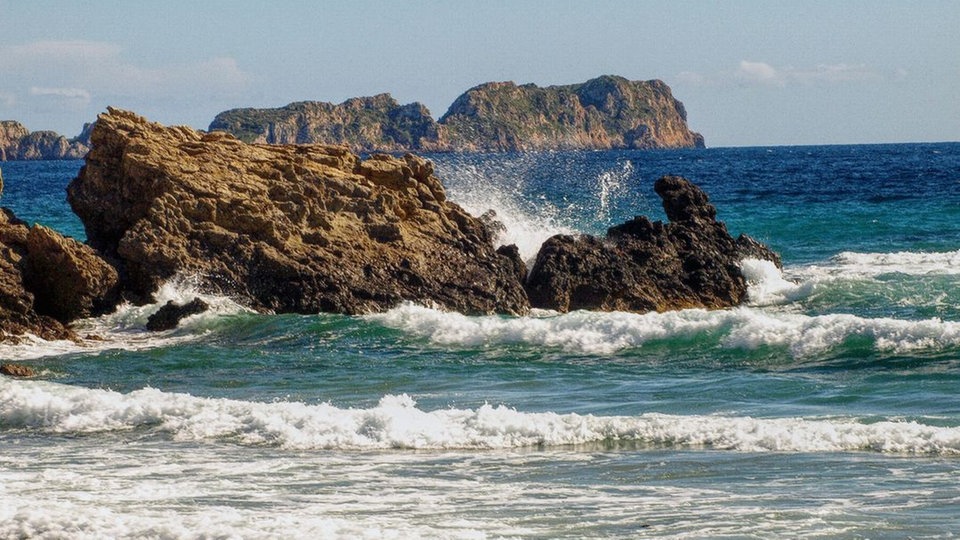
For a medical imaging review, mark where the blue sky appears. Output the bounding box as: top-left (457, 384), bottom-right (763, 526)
top-left (1, 0), bottom-right (957, 147)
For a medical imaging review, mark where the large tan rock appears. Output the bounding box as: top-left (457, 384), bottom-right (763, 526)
top-left (0, 210), bottom-right (76, 342)
top-left (68, 108), bottom-right (529, 315)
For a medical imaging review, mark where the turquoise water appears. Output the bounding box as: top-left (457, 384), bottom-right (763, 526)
top-left (2, 144), bottom-right (960, 538)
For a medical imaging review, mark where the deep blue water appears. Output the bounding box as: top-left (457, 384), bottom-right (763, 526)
top-left (2, 144), bottom-right (960, 538)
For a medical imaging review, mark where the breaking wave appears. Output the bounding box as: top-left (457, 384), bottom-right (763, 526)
top-left (3, 379), bottom-right (959, 455)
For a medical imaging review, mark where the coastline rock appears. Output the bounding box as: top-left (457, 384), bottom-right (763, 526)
top-left (0, 121), bottom-right (89, 161)
top-left (23, 224), bottom-right (120, 323)
top-left (209, 94), bottom-right (445, 154)
top-left (68, 108), bottom-right (530, 315)
top-left (0, 209), bottom-right (75, 342)
top-left (146, 297), bottom-right (210, 331)
top-left (0, 363), bottom-right (36, 377)
top-left (525, 176), bottom-right (779, 313)
top-left (209, 75), bottom-right (704, 153)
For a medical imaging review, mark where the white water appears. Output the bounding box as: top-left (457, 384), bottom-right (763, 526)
top-left (371, 300), bottom-right (960, 357)
top-left (0, 274), bottom-right (250, 362)
top-left (3, 379), bottom-right (959, 455)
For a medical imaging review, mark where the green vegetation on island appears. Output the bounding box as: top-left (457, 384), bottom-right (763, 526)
top-left (210, 75), bottom-right (704, 153)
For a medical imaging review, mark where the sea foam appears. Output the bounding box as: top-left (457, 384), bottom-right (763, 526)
top-left (0, 274), bottom-right (250, 361)
top-left (3, 379), bottom-right (959, 454)
top-left (369, 302), bottom-right (960, 357)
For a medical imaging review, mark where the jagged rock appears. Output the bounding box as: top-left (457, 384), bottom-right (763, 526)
top-left (69, 108), bottom-right (530, 316)
top-left (0, 363), bottom-right (36, 377)
top-left (0, 120), bottom-right (89, 161)
top-left (525, 176), bottom-right (779, 313)
top-left (146, 297), bottom-right (210, 331)
top-left (23, 224), bottom-right (120, 323)
top-left (209, 75), bottom-right (704, 153)
top-left (0, 209), bottom-right (75, 342)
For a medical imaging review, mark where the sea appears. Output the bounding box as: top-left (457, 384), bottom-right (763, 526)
top-left (2, 142), bottom-right (960, 539)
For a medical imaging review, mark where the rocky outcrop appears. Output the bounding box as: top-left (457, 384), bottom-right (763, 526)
top-left (0, 121), bottom-right (89, 161)
top-left (441, 76), bottom-right (704, 151)
top-left (146, 297), bottom-right (210, 331)
top-left (0, 207), bottom-right (119, 342)
top-left (209, 94), bottom-right (446, 154)
top-left (68, 108), bottom-right (529, 316)
top-left (524, 176), bottom-right (779, 313)
top-left (209, 76), bottom-right (704, 153)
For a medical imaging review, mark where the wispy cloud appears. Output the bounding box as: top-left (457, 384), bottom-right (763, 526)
top-left (30, 86), bottom-right (92, 105)
top-left (0, 40), bottom-right (251, 119)
top-left (677, 60), bottom-right (885, 88)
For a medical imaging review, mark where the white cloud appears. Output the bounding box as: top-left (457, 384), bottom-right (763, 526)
top-left (678, 60), bottom-right (884, 89)
top-left (30, 86), bottom-right (92, 104)
top-left (0, 40), bottom-right (251, 120)
top-left (737, 60), bottom-right (782, 86)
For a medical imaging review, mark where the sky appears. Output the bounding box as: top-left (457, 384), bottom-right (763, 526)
top-left (0, 0), bottom-right (957, 147)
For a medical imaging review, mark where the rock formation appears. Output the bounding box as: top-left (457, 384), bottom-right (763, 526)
top-left (0, 207), bottom-right (118, 343)
top-left (209, 76), bottom-right (704, 153)
top-left (441, 76), bottom-right (704, 151)
top-left (1, 363), bottom-right (36, 377)
top-left (0, 121), bottom-right (89, 161)
top-left (209, 94), bottom-right (446, 154)
top-left (146, 297), bottom-right (210, 331)
top-left (524, 176), bottom-right (779, 313)
top-left (68, 108), bottom-right (529, 316)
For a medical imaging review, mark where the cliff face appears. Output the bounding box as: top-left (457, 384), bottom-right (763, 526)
top-left (0, 121), bottom-right (89, 161)
top-left (440, 76), bottom-right (704, 151)
top-left (209, 94), bottom-right (446, 154)
top-left (209, 76), bottom-right (704, 153)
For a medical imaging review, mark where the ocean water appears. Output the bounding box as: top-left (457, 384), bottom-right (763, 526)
top-left (2, 143), bottom-right (960, 539)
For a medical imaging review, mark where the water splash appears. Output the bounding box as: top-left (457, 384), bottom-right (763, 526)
top-left (594, 159), bottom-right (634, 223)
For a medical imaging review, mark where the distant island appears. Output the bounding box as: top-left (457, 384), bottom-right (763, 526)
top-left (0, 75), bottom-right (704, 160)
top-left (0, 121), bottom-right (91, 161)
top-left (210, 75), bottom-right (705, 153)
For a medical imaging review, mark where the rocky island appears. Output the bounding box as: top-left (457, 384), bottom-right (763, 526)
top-left (0, 121), bottom-right (91, 161)
top-left (2, 108), bottom-right (774, 345)
top-left (210, 75), bottom-right (704, 153)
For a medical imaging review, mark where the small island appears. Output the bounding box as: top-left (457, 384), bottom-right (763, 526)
top-left (210, 75), bottom-right (704, 153)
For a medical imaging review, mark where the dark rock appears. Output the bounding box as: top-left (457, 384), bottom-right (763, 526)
top-left (525, 176), bottom-right (780, 313)
top-left (0, 363), bottom-right (36, 377)
top-left (146, 297), bottom-right (210, 331)
top-left (69, 108), bottom-right (529, 316)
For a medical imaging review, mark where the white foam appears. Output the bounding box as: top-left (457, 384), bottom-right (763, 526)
top-left (0, 274), bottom-right (251, 361)
top-left (741, 258), bottom-right (809, 306)
top-left (802, 248), bottom-right (960, 279)
top-left (4, 379), bottom-right (959, 455)
top-left (370, 302), bottom-right (960, 357)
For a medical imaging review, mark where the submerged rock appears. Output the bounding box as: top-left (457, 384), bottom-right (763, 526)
top-left (68, 108), bottom-right (529, 316)
top-left (146, 297), bottom-right (210, 331)
top-left (525, 176), bottom-right (780, 313)
top-left (0, 363), bottom-right (36, 377)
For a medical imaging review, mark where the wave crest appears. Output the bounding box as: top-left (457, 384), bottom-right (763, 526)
top-left (3, 380), bottom-right (959, 454)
